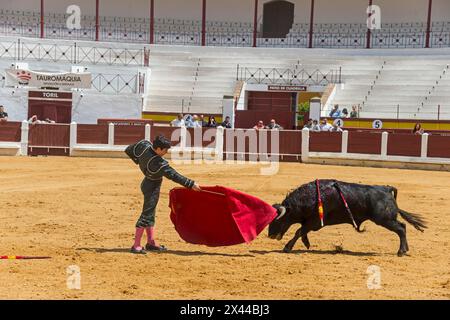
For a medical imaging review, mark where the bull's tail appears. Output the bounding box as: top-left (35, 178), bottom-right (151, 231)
top-left (388, 185), bottom-right (398, 200)
top-left (399, 209), bottom-right (427, 232)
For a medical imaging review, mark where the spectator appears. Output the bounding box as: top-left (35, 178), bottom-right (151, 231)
top-left (199, 114), bottom-right (207, 127)
top-left (253, 120), bottom-right (265, 130)
top-left (331, 123), bottom-right (343, 132)
top-left (0, 105), bottom-right (8, 123)
top-left (186, 115), bottom-right (201, 128)
top-left (350, 105), bottom-right (358, 118)
top-left (28, 115), bottom-right (44, 125)
top-left (221, 116), bottom-right (232, 129)
top-left (44, 118), bottom-right (56, 124)
top-left (311, 120), bottom-right (321, 132)
top-left (320, 119), bottom-right (333, 132)
top-left (206, 116), bottom-right (217, 128)
top-left (171, 114), bottom-right (185, 127)
top-left (266, 119), bottom-right (283, 130)
top-left (412, 123), bottom-right (424, 135)
top-left (329, 104), bottom-right (342, 118)
top-left (341, 108), bottom-right (349, 118)
top-left (303, 119), bottom-right (313, 130)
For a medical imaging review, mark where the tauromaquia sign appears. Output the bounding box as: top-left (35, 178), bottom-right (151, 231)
top-left (5, 68), bottom-right (92, 89)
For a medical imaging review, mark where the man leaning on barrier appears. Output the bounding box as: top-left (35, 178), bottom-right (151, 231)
top-left (0, 106), bottom-right (8, 123)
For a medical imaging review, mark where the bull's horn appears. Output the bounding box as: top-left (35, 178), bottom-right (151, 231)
top-left (276, 206), bottom-right (286, 220)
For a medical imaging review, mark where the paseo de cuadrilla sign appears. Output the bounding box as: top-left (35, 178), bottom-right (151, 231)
top-left (5, 68), bottom-right (92, 90)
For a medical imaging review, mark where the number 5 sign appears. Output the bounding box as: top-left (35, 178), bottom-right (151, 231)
top-left (372, 120), bottom-right (383, 129)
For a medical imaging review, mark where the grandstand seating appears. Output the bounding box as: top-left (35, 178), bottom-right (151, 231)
top-left (1, 9), bottom-right (449, 48)
top-left (145, 46), bottom-right (450, 120)
top-left (1, 9), bottom-right (449, 121)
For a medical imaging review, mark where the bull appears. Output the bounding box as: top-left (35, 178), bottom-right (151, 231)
top-left (269, 180), bottom-right (427, 256)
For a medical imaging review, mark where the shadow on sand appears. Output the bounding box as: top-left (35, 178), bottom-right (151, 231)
top-left (77, 247), bottom-right (254, 258)
top-left (250, 249), bottom-right (380, 257)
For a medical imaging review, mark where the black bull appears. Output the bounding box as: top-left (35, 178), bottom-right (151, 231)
top-left (269, 180), bottom-right (427, 256)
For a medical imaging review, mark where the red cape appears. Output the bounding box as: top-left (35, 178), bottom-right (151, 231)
top-left (169, 186), bottom-right (277, 247)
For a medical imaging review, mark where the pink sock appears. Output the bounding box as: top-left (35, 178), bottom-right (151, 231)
top-left (146, 227), bottom-right (157, 246)
top-left (133, 228), bottom-right (145, 249)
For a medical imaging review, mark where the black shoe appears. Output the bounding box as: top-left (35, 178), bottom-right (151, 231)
top-left (130, 246), bottom-right (146, 254)
top-left (145, 244), bottom-right (168, 252)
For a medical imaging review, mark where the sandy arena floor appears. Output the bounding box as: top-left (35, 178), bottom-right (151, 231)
top-left (0, 156), bottom-right (449, 300)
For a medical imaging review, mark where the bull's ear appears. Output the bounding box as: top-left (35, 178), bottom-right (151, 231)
top-left (273, 204), bottom-right (287, 220)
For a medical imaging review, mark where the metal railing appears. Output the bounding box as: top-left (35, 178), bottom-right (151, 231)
top-left (237, 66), bottom-right (342, 86)
top-left (0, 38), bottom-right (146, 66)
top-left (90, 73), bottom-right (137, 94)
top-left (1, 21), bottom-right (449, 49)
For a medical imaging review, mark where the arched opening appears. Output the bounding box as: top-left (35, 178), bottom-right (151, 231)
top-left (262, 0), bottom-right (295, 38)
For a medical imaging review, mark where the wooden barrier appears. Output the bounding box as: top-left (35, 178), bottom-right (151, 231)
top-left (2, 122), bottom-right (450, 170)
top-left (114, 125), bottom-right (146, 145)
top-left (98, 119), bottom-right (154, 126)
top-left (223, 129), bottom-right (302, 162)
top-left (387, 134), bottom-right (422, 157)
top-left (150, 126), bottom-right (181, 144)
top-left (28, 124), bottom-right (70, 156)
top-left (0, 122), bottom-right (21, 142)
top-left (77, 124), bottom-right (109, 144)
top-left (310, 132), bottom-right (342, 153)
top-left (427, 135), bottom-right (450, 158)
top-left (186, 128), bottom-right (217, 148)
top-left (348, 131), bottom-right (382, 154)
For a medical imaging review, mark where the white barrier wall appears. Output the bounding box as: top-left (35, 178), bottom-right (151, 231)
top-left (72, 91), bottom-right (141, 124)
top-left (0, 87), bottom-right (140, 123)
top-left (0, 88), bottom-right (29, 121)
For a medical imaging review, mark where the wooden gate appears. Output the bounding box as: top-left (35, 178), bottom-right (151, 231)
top-left (28, 124), bottom-right (70, 156)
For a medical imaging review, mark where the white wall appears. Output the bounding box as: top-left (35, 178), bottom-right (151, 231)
top-left (99, 0), bottom-right (149, 19)
top-left (0, 0), bottom-right (39, 11)
top-left (207, 0), bottom-right (253, 23)
top-left (315, 0), bottom-right (368, 24)
top-left (0, 87), bottom-right (140, 124)
top-left (375, 0), bottom-right (428, 23)
top-left (1, 0), bottom-right (446, 24)
top-left (432, 0), bottom-right (450, 23)
top-left (0, 87), bottom-right (29, 121)
top-left (44, 0), bottom-right (95, 15)
top-left (72, 91), bottom-right (141, 124)
top-left (155, 0), bottom-right (202, 20)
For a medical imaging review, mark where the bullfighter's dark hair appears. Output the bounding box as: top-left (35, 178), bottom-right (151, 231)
top-left (153, 135), bottom-right (172, 150)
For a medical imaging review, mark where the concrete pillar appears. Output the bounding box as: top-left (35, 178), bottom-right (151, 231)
top-left (381, 131), bottom-right (388, 159)
top-left (309, 97), bottom-right (321, 121)
top-left (301, 128), bottom-right (310, 163)
top-left (421, 133), bottom-right (429, 158)
top-left (20, 120), bottom-right (29, 156)
top-left (180, 125), bottom-right (187, 151)
top-left (108, 123), bottom-right (114, 146)
top-left (70, 122), bottom-right (77, 155)
top-left (342, 130), bottom-right (348, 154)
top-left (145, 124), bottom-right (151, 141)
top-left (215, 126), bottom-right (224, 161)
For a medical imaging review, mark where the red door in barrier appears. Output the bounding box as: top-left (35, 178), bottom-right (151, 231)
top-left (28, 90), bottom-right (73, 124)
top-left (28, 124), bottom-right (71, 156)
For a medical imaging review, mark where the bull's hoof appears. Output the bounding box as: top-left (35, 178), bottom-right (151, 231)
top-left (283, 246), bottom-right (293, 253)
top-left (397, 251), bottom-right (407, 257)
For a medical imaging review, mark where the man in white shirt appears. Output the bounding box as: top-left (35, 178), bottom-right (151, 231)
top-left (320, 119), bottom-right (333, 132)
top-left (171, 114), bottom-right (185, 127)
top-left (187, 115), bottom-right (202, 128)
top-left (331, 123), bottom-right (343, 132)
